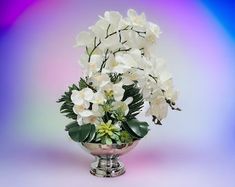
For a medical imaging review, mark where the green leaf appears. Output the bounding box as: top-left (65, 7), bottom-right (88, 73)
top-left (68, 124), bottom-right (93, 142)
top-left (57, 83), bottom-right (79, 120)
top-left (122, 122), bottom-right (140, 139)
top-left (123, 119), bottom-right (149, 138)
top-left (65, 121), bottom-right (79, 131)
top-left (85, 124), bottom-right (96, 143)
top-left (78, 124), bottom-right (92, 142)
top-left (79, 78), bottom-right (88, 90)
top-left (122, 84), bottom-right (144, 119)
top-left (68, 126), bottom-right (81, 142)
top-left (105, 137), bottom-right (112, 145)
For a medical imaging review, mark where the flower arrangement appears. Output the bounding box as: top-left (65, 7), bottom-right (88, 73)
top-left (58, 9), bottom-right (180, 145)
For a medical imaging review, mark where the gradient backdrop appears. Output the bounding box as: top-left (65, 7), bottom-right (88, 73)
top-left (0, 0), bottom-right (235, 186)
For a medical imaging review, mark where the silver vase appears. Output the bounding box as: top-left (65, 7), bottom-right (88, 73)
top-left (81, 141), bottom-right (139, 177)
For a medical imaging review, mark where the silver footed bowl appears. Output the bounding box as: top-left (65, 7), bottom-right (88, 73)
top-left (81, 140), bottom-right (139, 177)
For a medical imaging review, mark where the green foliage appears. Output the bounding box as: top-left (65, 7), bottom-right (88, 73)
top-left (120, 131), bottom-right (133, 143)
top-left (96, 121), bottom-right (121, 145)
top-left (109, 73), bottom-right (122, 83)
top-left (57, 84), bottom-right (79, 120)
top-left (66, 122), bottom-right (96, 143)
top-left (122, 119), bottom-right (149, 139)
top-left (57, 78), bottom-right (92, 120)
top-left (122, 84), bottom-right (144, 119)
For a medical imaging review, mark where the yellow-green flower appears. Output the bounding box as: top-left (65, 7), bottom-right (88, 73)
top-left (96, 120), bottom-right (121, 144)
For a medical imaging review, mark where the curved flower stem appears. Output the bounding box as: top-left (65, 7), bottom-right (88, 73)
top-left (99, 49), bottom-right (109, 72)
top-left (113, 47), bottom-right (131, 56)
top-left (81, 78), bottom-right (97, 92)
top-left (87, 37), bottom-right (101, 62)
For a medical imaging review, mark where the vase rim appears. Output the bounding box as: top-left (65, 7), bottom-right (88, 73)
top-left (81, 140), bottom-right (139, 146)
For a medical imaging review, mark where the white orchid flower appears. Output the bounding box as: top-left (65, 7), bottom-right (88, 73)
top-left (73, 101), bottom-right (93, 117)
top-left (89, 18), bottom-right (109, 39)
top-left (146, 95), bottom-right (168, 121)
top-left (92, 91), bottom-right (106, 104)
top-left (87, 55), bottom-right (103, 76)
top-left (113, 97), bottom-right (133, 115)
top-left (160, 79), bottom-right (178, 103)
top-left (145, 22), bottom-right (161, 44)
top-left (115, 53), bottom-right (138, 68)
top-left (92, 104), bottom-right (105, 117)
top-left (89, 73), bottom-right (110, 88)
top-left (127, 9), bottom-right (147, 27)
top-left (71, 88), bottom-right (94, 105)
top-left (105, 55), bottom-right (130, 74)
top-left (102, 82), bottom-right (125, 101)
top-left (75, 31), bottom-right (94, 47)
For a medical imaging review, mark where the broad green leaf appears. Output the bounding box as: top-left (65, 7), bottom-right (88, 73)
top-left (125, 119), bottom-right (149, 138)
top-left (68, 124), bottom-right (92, 142)
top-left (78, 124), bottom-right (92, 142)
top-left (122, 122), bottom-right (140, 139)
top-left (85, 124), bottom-right (96, 142)
top-left (65, 121), bottom-right (79, 131)
top-left (68, 126), bottom-right (81, 142)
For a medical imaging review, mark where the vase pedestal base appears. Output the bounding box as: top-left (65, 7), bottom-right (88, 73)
top-left (90, 156), bottom-right (125, 177)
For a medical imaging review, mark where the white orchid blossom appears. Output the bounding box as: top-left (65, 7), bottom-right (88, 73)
top-left (73, 101), bottom-right (93, 117)
top-left (71, 88), bottom-right (94, 105)
top-left (112, 97), bottom-right (133, 115)
top-left (102, 82), bottom-right (125, 101)
top-left (70, 9), bottom-right (179, 126)
top-left (146, 94), bottom-right (168, 122)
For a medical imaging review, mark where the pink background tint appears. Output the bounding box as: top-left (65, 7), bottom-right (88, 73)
top-left (0, 0), bottom-right (235, 186)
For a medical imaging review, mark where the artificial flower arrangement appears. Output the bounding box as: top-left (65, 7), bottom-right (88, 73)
top-left (58, 9), bottom-right (180, 146)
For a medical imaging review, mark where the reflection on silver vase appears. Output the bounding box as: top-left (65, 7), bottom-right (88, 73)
top-left (81, 141), bottom-right (139, 177)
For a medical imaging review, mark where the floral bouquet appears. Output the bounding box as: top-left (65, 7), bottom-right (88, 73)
top-left (58, 9), bottom-right (180, 145)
